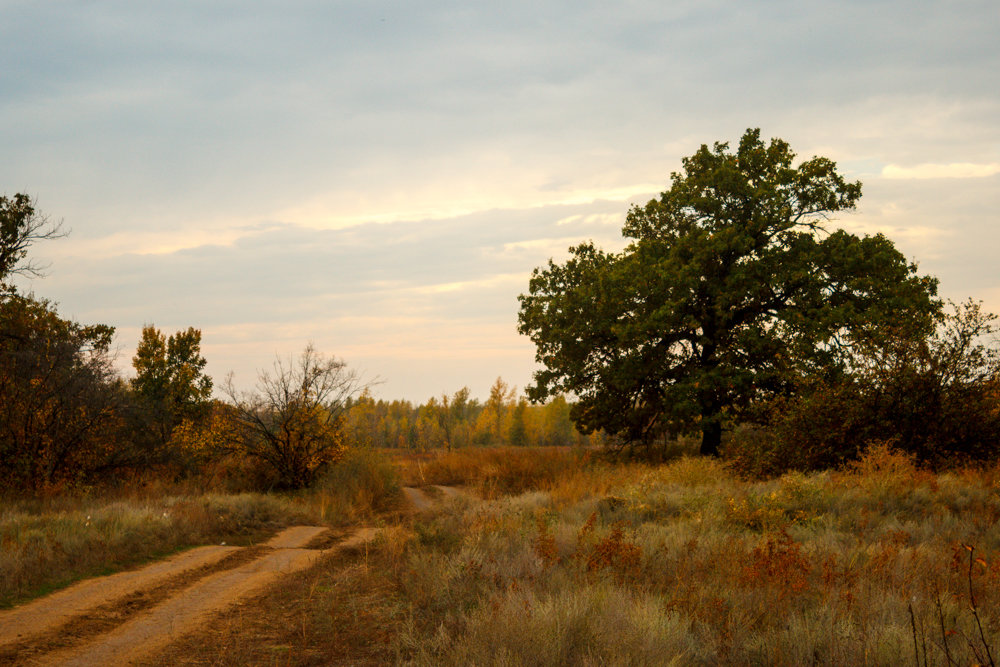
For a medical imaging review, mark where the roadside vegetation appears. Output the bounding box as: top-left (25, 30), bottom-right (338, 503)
top-left (379, 446), bottom-right (999, 666)
top-left (134, 445), bottom-right (999, 666)
top-left (0, 447), bottom-right (402, 608)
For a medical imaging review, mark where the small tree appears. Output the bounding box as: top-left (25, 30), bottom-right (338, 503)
top-left (130, 325), bottom-right (213, 456)
top-left (223, 345), bottom-right (364, 489)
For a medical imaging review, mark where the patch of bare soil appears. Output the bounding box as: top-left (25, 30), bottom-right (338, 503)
top-left (433, 485), bottom-right (469, 499)
top-left (402, 485), bottom-right (469, 512)
top-left (0, 546), bottom-right (241, 652)
top-left (401, 486), bottom-right (434, 511)
top-left (0, 546), bottom-right (267, 665)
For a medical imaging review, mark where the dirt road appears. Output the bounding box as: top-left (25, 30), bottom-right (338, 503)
top-left (0, 526), bottom-right (369, 666)
top-left (0, 488), bottom-right (456, 665)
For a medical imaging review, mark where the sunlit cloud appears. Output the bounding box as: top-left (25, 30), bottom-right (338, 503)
top-left (407, 272), bottom-right (527, 295)
top-left (881, 162), bottom-right (1000, 179)
top-left (501, 237), bottom-right (587, 253)
top-left (275, 182), bottom-right (659, 233)
top-left (4, 0), bottom-right (998, 401)
top-left (555, 212), bottom-right (624, 227)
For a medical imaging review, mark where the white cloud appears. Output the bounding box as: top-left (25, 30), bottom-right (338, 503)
top-left (556, 212), bottom-right (624, 227)
top-left (501, 237), bottom-right (585, 253)
top-left (881, 163), bottom-right (1000, 180)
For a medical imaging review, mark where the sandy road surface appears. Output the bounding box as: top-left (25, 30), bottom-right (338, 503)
top-left (402, 486), bottom-right (434, 511)
top-left (0, 546), bottom-right (239, 650)
top-left (402, 485), bottom-right (468, 511)
top-left (37, 546), bottom-right (327, 666)
top-left (2, 526), bottom-right (370, 667)
top-left (3, 489), bottom-right (458, 665)
top-left (433, 485), bottom-right (466, 499)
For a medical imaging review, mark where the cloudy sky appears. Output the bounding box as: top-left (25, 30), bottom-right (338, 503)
top-left (3, 1), bottom-right (998, 401)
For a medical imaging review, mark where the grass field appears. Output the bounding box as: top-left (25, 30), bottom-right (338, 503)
top-left (5, 444), bottom-right (1000, 665)
top-left (307, 445), bottom-right (1000, 665)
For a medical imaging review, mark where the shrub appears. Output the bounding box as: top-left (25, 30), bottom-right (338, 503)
top-left (727, 300), bottom-right (1000, 475)
top-left (222, 345), bottom-right (365, 490)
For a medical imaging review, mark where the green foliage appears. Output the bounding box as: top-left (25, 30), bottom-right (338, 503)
top-left (130, 325), bottom-right (213, 459)
top-left (518, 129), bottom-right (939, 457)
top-left (734, 300), bottom-right (1000, 474)
top-left (131, 326), bottom-right (212, 409)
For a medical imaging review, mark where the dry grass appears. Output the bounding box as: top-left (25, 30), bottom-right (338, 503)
top-left (0, 493), bottom-right (309, 607)
top-left (349, 445), bottom-right (1000, 665)
top-left (392, 445), bottom-right (596, 497)
top-left (7, 444), bottom-right (1000, 665)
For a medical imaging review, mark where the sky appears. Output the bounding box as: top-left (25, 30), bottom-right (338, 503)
top-left (3, 0), bottom-right (999, 402)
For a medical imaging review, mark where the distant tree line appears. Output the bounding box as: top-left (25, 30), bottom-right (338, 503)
top-left (342, 378), bottom-right (600, 451)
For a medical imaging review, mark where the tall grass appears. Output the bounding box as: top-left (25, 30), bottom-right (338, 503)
top-left (310, 447), bottom-right (404, 523)
top-left (337, 445), bottom-right (1000, 665)
top-left (394, 446), bottom-right (597, 497)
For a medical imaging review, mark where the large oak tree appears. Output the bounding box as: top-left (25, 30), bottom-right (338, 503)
top-left (518, 129), bottom-right (939, 456)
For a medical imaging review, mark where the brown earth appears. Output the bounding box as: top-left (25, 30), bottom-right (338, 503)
top-left (0, 488), bottom-right (455, 666)
top-left (0, 545), bottom-right (241, 651)
top-left (401, 486), bottom-right (434, 511)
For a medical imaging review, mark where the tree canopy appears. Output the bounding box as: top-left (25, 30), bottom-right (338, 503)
top-left (518, 129), bottom-right (940, 456)
top-left (130, 325), bottom-right (213, 457)
top-left (0, 291), bottom-right (120, 490)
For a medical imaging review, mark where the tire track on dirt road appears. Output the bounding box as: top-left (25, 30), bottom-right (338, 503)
top-left (3, 489), bottom-right (457, 665)
top-left (1, 526), bottom-right (373, 667)
top-left (402, 485), bottom-right (468, 511)
top-left (401, 486), bottom-right (434, 511)
top-left (0, 545), bottom-right (241, 651)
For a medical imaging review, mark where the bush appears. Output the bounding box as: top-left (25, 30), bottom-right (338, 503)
top-left (728, 300), bottom-right (1000, 475)
top-left (222, 345), bottom-right (365, 490)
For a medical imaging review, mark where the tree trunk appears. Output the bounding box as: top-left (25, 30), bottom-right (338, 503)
top-left (700, 420), bottom-right (721, 457)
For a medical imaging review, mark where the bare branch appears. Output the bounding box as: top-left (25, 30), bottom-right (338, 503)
top-left (0, 193), bottom-right (68, 282)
